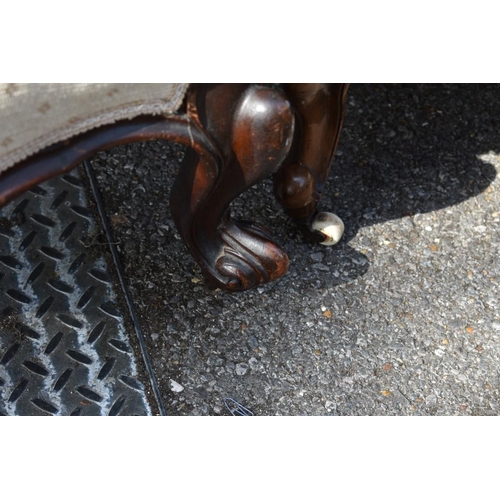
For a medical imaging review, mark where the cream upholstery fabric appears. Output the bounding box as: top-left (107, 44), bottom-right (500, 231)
top-left (0, 83), bottom-right (189, 174)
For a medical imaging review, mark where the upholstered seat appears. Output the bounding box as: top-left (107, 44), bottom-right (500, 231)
top-left (0, 83), bottom-right (189, 173)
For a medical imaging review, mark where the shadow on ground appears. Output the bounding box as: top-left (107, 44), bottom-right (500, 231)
top-left (251, 84), bottom-right (498, 287)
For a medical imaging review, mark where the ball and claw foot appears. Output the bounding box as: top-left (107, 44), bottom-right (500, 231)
top-left (311, 212), bottom-right (345, 246)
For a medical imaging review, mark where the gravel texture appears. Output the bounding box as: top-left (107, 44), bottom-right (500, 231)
top-left (90, 84), bottom-right (500, 415)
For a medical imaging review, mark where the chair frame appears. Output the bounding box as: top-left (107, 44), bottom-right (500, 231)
top-left (0, 83), bottom-right (349, 291)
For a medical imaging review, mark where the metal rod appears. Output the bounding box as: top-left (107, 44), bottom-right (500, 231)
top-left (84, 160), bottom-right (167, 416)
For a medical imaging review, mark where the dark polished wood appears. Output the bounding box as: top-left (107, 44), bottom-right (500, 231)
top-left (170, 84), bottom-right (294, 291)
top-left (0, 116), bottom-right (218, 208)
top-left (0, 83), bottom-right (348, 291)
top-left (274, 83), bottom-right (349, 242)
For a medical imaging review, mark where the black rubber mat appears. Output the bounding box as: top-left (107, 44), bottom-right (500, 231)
top-left (0, 170), bottom-right (151, 415)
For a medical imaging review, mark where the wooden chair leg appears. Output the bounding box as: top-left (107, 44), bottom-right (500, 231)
top-left (274, 83), bottom-right (349, 244)
top-left (170, 84), bottom-right (295, 292)
top-left (0, 83), bottom-right (346, 292)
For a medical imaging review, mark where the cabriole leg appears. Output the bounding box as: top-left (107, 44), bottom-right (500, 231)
top-left (170, 84), bottom-right (295, 291)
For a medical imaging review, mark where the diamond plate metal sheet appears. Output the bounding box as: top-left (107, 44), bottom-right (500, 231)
top-left (0, 170), bottom-right (152, 415)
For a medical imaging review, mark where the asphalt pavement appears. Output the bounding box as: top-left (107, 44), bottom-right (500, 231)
top-left (90, 83), bottom-right (500, 415)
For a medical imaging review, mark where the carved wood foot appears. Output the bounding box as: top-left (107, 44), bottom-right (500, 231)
top-left (274, 83), bottom-right (349, 244)
top-left (170, 84), bottom-right (295, 291)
